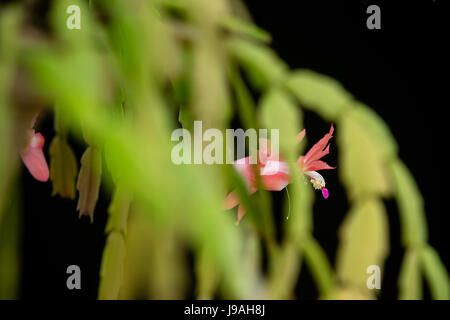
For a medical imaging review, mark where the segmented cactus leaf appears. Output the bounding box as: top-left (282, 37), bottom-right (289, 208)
top-left (339, 110), bottom-right (392, 198)
top-left (421, 246), bottom-right (450, 300)
top-left (76, 146), bottom-right (102, 221)
top-left (389, 159), bottom-right (428, 246)
top-left (98, 231), bottom-right (126, 300)
top-left (336, 199), bottom-right (389, 292)
top-left (286, 69), bottom-right (353, 121)
top-left (259, 88), bottom-right (302, 159)
top-left (227, 37), bottom-right (288, 89)
top-left (398, 250), bottom-right (422, 300)
top-left (49, 136), bottom-right (78, 199)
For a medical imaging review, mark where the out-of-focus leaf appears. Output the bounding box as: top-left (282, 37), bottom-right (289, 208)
top-left (49, 136), bottom-right (78, 199)
top-left (195, 248), bottom-right (218, 299)
top-left (0, 5), bottom-right (21, 219)
top-left (0, 81), bottom-right (13, 220)
top-left (302, 237), bottom-right (335, 298)
top-left (258, 88), bottom-right (301, 243)
top-left (103, 134), bottom-right (133, 187)
top-left (51, 0), bottom-right (96, 49)
top-left (339, 110), bottom-right (392, 199)
top-left (106, 187), bottom-right (131, 234)
top-left (178, 104), bottom-right (194, 132)
top-left (26, 49), bottom-right (105, 121)
top-left (191, 38), bottom-right (231, 128)
top-left (0, 189), bottom-right (21, 299)
top-left (0, 4), bottom-right (21, 63)
top-left (228, 0), bottom-right (253, 22)
top-left (336, 199), bottom-right (389, 292)
top-left (185, 0), bottom-right (229, 28)
top-left (0, 101), bottom-right (9, 220)
top-left (119, 207), bottom-right (189, 299)
top-left (159, 0), bottom-right (187, 11)
top-left (76, 146), bottom-right (102, 221)
top-left (226, 37), bottom-right (288, 89)
top-left (349, 102), bottom-right (398, 159)
top-left (240, 230), bottom-right (265, 299)
top-left (98, 231), bottom-right (126, 300)
top-left (228, 69), bottom-right (276, 238)
top-left (81, 123), bottom-right (102, 149)
top-left (420, 246), bottom-right (450, 300)
top-left (259, 88), bottom-right (301, 160)
top-left (285, 69), bottom-right (353, 121)
top-left (328, 287), bottom-right (373, 300)
top-left (187, 2), bottom-right (230, 128)
top-left (118, 210), bottom-right (152, 299)
top-left (398, 250), bottom-right (422, 300)
top-left (389, 159), bottom-right (428, 246)
top-left (105, 0), bottom-right (180, 91)
top-left (220, 15), bottom-right (271, 42)
top-left (268, 242), bottom-right (301, 299)
top-left (229, 67), bottom-right (257, 129)
top-left (286, 178), bottom-right (314, 240)
top-left (173, 77), bottom-right (190, 107)
top-left (54, 106), bottom-right (70, 137)
top-left (148, 227), bottom-right (188, 299)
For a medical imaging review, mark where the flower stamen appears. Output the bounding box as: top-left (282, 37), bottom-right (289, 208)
top-left (304, 171), bottom-right (325, 189)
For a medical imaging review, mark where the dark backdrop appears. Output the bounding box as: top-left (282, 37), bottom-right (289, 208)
top-left (14, 0), bottom-right (449, 299)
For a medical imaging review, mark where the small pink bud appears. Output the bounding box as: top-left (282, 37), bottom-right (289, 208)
top-left (322, 188), bottom-right (329, 199)
top-left (30, 132), bottom-right (45, 149)
top-left (20, 132), bottom-right (49, 182)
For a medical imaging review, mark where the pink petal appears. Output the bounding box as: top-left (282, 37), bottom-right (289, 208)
top-left (261, 172), bottom-right (290, 191)
top-left (260, 159), bottom-right (289, 175)
top-left (303, 160), bottom-right (335, 172)
top-left (233, 157), bottom-right (257, 188)
top-left (310, 144), bottom-right (331, 163)
top-left (297, 129), bottom-right (306, 142)
top-left (20, 113), bottom-right (49, 182)
top-left (258, 138), bottom-right (272, 165)
top-left (235, 204), bottom-right (246, 226)
top-left (303, 124), bottom-right (334, 164)
top-left (260, 160), bottom-right (291, 191)
top-left (20, 146), bottom-right (49, 182)
top-left (224, 190), bottom-right (240, 210)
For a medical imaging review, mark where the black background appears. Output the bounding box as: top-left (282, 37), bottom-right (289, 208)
top-left (7, 0), bottom-right (449, 299)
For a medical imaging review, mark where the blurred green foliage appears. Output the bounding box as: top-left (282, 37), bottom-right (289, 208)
top-left (0, 0), bottom-right (448, 300)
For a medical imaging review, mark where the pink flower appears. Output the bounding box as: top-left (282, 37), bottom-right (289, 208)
top-left (20, 114), bottom-right (49, 182)
top-left (298, 124), bottom-right (335, 199)
top-left (225, 125), bottom-right (335, 225)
